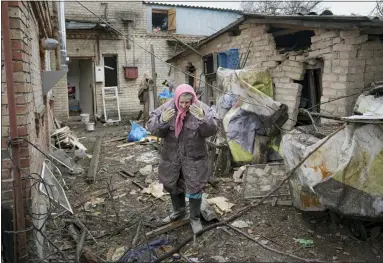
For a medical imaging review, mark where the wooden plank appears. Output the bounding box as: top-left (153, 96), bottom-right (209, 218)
top-left (86, 136), bottom-right (102, 183)
top-left (172, 36), bottom-right (202, 57)
top-left (145, 219), bottom-right (189, 238)
top-left (168, 8), bottom-right (176, 32)
top-left (117, 142), bottom-right (136, 148)
top-left (243, 19), bottom-right (359, 30)
top-left (272, 29), bottom-right (302, 37)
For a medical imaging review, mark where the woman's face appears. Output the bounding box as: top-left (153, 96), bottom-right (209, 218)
top-left (179, 95), bottom-right (192, 110)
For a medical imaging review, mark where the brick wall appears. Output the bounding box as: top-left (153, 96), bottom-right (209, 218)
top-left (1, 1), bottom-right (58, 260)
top-left (52, 1), bottom-right (206, 119)
top-left (172, 23), bottom-right (383, 130)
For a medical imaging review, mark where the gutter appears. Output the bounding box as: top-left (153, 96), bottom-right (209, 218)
top-left (58, 1), bottom-right (68, 69)
top-left (1, 2), bottom-right (26, 262)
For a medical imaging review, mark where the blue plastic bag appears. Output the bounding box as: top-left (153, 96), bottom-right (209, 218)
top-left (128, 121), bottom-right (149, 142)
top-left (158, 87), bottom-right (174, 99)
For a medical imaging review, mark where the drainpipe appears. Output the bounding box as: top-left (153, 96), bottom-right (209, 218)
top-left (1, 2), bottom-right (26, 262)
top-left (58, 1), bottom-right (68, 70)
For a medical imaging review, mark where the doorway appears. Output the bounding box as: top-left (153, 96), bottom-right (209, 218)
top-left (67, 58), bottom-right (94, 116)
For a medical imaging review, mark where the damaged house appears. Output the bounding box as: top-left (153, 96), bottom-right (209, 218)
top-left (167, 13), bottom-right (383, 130)
top-left (52, 1), bottom-right (241, 121)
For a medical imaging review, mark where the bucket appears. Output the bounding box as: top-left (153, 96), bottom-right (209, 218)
top-left (85, 122), bottom-right (95, 132)
top-left (80, 113), bottom-right (90, 123)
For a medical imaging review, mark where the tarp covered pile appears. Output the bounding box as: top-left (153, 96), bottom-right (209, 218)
top-left (282, 82), bottom-right (383, 219)
top-left (216, 68), bottom-right (288, 163)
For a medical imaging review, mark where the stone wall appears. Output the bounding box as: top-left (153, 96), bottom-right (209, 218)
top-left (172, 23), bottom-right (383, 130)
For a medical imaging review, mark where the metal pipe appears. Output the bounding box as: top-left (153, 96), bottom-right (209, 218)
top-left (58, 1), bottom-right (68, 69)
top-left (1, 2), bottom-right (26, 262)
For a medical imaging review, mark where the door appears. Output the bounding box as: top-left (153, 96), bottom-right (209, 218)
top-left (79, 59), bottom-right (94, 115)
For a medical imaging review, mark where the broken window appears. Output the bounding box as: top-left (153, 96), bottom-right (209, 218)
top-left (152, 8), bottom-right (176, 33)
top-left (104, 55), bottom-right (118, 87)
top-left (269, 27), bottom-right (315, 53)
top-left (296, 62), bottom-right (323, 126)
top-left (185, 62), bottom-right (196, 88)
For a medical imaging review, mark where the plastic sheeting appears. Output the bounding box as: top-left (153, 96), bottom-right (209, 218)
top-left (282, 123), bottom-right (383, 219)
top-left (217, 68), bottom-right (288, 163)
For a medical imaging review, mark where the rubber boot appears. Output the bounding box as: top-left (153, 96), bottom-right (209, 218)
top-left (189, 198), bottom-right (203, 234)
top-left (162, 193), bottom-right (187, 224)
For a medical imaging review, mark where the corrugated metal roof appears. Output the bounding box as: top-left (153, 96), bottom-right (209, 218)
top-left (143, 1), bottom-right (241, 13)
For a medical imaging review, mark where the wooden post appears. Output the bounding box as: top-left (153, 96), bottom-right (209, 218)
top-left (150, 44), bottom-right (157, 109)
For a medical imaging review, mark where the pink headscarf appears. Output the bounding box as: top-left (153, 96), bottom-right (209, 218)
top-left (174, 84), bottom-right (197, 137)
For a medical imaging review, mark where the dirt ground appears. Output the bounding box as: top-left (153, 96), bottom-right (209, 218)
top-left (43, 120), bottom-right (382, 263)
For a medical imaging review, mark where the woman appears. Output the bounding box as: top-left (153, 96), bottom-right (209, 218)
top-left (147, 84), bottom-right (218, 234)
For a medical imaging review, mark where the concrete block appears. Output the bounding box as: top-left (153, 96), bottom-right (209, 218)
top-left (322, 73), bottom-right (338, 82)
top-left (295, 55), bottom-right (305, 62)
top-left (270, 55), bottom-right (286, 61)
top-left (262, 61), bottom-right (279, 68)
top-left (333, 37), bottom-right (341, 44)
top-left (344, 35), bottom-right (368, 45)
top-left (357, 50), bottom-right (374, 59)
top-left (282, 65), bottom-right (304, 74)
top-left (339, 50), bottom-right (357, 59)
top-left (318, 47), bottom-right (333, 55)
top-left (340, 30), bottom-right (360, 39)
top-left (332, 66), bottom-right (349, 74)
top-left (285, 71), bottom-right (304, 81)
top-left (333, 44), bottom-right (355, 52)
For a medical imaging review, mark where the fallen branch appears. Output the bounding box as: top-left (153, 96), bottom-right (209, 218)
top-left (75, 217), bottom-right (98, 244)
top-left (154, 124), bottom-right (346, 263)
top-left (76, 230), bottom-right (86, 263)
top-left (227, 224), bottom-right (324, 263)
top-left (131, 220), bottom-right (142, 247)
top-left (68, 224), bottom-right (99, 263)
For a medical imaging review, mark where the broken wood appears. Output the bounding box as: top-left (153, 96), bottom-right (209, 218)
top-left (86, 136), bottom-right (102, 183)
top-left (132, 180), bottom-right (145, 190)
top-left (154, 124), bottom-right (346, 263)
top-left (118, 171), bottom-right (130, 179)
top-left (227, 224), bottom-right (324, 263)
top-left (172, 36), bottom-right (202, 57)
top-left (117, 142), bottom-right (136, 148)
top-left (145, 218), bottom-right (189, 239)
top-left (76, 230), bottom-right (86, 263)
top-left (131, 220), bottom-right (142, 247)
top-left (103, 136), bottom-right (126, 143)
top-left (299, 109), bottom-right (343, 121)
top-left (121, 169), bottom-right (135, 177)
top-left (75, 217), bottom-right (98, 244)
top-left (68, 224), bottom-right (99, 263)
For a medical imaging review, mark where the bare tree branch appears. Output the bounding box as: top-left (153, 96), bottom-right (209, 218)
top-left (240, 0), bottom-right (323, 15)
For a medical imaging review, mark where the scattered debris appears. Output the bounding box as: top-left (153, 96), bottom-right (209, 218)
top-left (139, 164), bottom-right (153, 176)
top-left (294, 238), bottom-right (314, 248)
top-left (52, 126), bottom-right (87, 151)
top-left (200, 195), bottom-right (219, 222)
top-left (85, 136), bottom-right (102, 183)
top-left (242, 163), bottom-right (289, 199)
top-left (142, 181), bottom-right (166, 198)
top-left (231, 220), bottom-right (250, 229)
top-left (146, 219), bottom-right (189, 239)
top-left (233, 166), bottom-right (246, 183)
top-left (207, 196), bottom-right (235, 215)
top-left (211, 255), bottom-right (227, 262)
top-left (136, 151), bottom-right (159, 164)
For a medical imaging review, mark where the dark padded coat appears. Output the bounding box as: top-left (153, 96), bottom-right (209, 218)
top-left (147, 99), bottom-right (218, 194)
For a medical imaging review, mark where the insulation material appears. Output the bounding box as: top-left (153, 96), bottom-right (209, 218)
top-left (216, 68), bottom-right (288, 163)
top-left (282, 123), bottom-right (383, 219)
